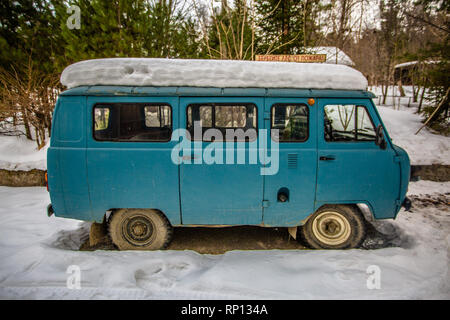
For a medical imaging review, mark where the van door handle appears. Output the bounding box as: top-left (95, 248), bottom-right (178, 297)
top-left (319, 156), bottom-right (335, 161)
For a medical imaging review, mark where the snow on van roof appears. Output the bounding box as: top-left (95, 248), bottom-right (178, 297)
top-left (60, 58), bottom-right (368, 91)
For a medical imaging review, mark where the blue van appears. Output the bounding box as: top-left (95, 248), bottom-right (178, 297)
top-left (47, 60), bottom-right (411, 250)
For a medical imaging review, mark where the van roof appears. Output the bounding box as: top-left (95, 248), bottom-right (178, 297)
top-left (60, 58), bottom-right (368, 91)
top-left (59, 86), bottom-right (376, 99)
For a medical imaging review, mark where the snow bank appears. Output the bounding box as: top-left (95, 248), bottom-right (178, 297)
top-left (407, 179), bottom-right (450, 195)
top-left (0, 183), bottom-right (448, 299)
top-left (378, 106), bottom-right (450, 165)
top-left (60, 58), bottom-right (368, 90)
top-left (0, 135), bottom-right (48, 171)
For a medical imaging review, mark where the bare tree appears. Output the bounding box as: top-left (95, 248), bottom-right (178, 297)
top-left (0, 60), bottom-right (59, 149)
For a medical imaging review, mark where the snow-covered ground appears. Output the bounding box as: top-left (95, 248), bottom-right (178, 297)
top-left (0, 135), bottom-right (48, 171)
top-left (0, 181), bottom-right (448, 299)
top-left (378, 106), bottom-right (449, 165)
top-left (370, 85), bottom-right (448, 165)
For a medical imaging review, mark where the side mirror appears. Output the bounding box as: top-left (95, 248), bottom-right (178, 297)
top-left (375, 124), bottom-right (387, 149)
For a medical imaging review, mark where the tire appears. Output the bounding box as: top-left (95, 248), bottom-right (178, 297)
top-left (299, 205), bottom-right (366, 249)
top-left (109, 209), bottom-right (173, 250)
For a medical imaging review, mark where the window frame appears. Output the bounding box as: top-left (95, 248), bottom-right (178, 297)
top-left (186, 103), bottom-right (258, 142)
top-left (92, 102), bottom-right (173, 143)
top-left (270, 103), bottom-right (310, 143)
top-left (323, 104), bottom-right (376, 143)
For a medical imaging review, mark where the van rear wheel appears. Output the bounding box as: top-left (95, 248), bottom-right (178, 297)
top-left (109, 209), bottom-right (173, 250)
top-left (299, 205), bottom-right (366, 249)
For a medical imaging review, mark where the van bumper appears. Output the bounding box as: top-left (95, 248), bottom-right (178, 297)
top-left (47, 204), bottom-right (54, 217)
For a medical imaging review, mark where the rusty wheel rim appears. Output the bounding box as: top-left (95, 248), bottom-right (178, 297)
top-left (122, 215), bottom-right (155, 246)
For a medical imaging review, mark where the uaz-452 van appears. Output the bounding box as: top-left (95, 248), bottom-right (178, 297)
top-left (47, 58), bottom-right (411, 250)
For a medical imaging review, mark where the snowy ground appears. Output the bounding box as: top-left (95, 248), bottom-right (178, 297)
top-left (0, 181), bottom-right (448, 299)
top-left (0, 135), bottom-right (48, 171)
top-left (378, 106), bottom-right (449, 165)
top-left (369, 85), bottom-right (449, 165)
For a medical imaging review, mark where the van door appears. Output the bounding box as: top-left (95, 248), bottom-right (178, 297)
top-left (316, 98), bottom-right (400, 218)
top-left (85, 96), bottom-right (181, 224)
top-left (49, 96), bottom-right (91, 221)
top-left (179, 97), bottom-right (263, 225)
top-left (262, 98), bottom-right (317, 226)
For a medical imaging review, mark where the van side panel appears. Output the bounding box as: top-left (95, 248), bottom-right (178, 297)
top-left (85, 96), bottom-right (181, 224)
top-left (50, 96), bottom-right (92, 221)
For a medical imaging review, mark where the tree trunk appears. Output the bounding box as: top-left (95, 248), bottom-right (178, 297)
top-left (382, 84), bottom-right (388, 105)
top-left (397, 80), bottom-right (405, 97)
top-left (418, 86), bottom-right (426, 113)
top-left (21, 106), bottom-right (32, 140)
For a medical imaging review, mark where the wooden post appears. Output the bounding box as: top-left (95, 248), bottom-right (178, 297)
top-left (397, 80), bottom-right (405, 97)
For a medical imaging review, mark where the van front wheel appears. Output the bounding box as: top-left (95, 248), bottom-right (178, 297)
top-left (299, 205), bottom-right (366, 249)
top-left (109, 209), bottom-right (173, 250)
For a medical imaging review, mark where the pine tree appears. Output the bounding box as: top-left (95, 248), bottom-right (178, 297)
top-left (56, 0), bottom-right (147, 65)
top-left (57, 0), bottom-right (203, 65)
top-left (143, 0), bottom-right (205, 58)
top-left (206, 0), bottom-right (254, 59)
top-left (406, 0), bottom-right (449, 132)
top-left (254, 0), bottom-right (307, 54)
top-left (0, 0), bottom-right (64, 74)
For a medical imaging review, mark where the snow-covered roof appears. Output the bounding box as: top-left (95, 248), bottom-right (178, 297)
top-left (394, 61), bottom-right (418, 69)
top-left (60, 58), bottom-right (368, 91)
top-left (306, 47), bottom-right (354, 66)
top-left (394, 60), bottom-right (440, 69)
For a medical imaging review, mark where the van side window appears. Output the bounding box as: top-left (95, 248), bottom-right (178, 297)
top-left (215, 106), bottom-right (248, 128)
top-left (324, 105), bottom-right (376, 142)
top-left (187, 104), bottom-right (257, 141)
top-left (144, 105), bottom-right (171, 128)
top-left (271, 104), bottom-right (309, 142)
top-left (93, 103), bottom-right (172, 142)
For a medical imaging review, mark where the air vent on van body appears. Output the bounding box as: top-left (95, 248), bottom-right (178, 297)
top-left (287, 153), bottom-right (298, 169)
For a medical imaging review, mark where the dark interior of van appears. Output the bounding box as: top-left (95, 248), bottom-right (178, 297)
top-left (94, 103), bottom-right (172, 142)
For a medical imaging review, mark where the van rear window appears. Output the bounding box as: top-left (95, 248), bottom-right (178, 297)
top-left (93, 103), bottom-right (172, 142)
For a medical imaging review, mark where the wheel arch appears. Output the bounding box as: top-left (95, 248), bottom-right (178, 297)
top-left (98, 207), bottom-right (174, 226)
top-left (314, 201), bottom-right (374, 221)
